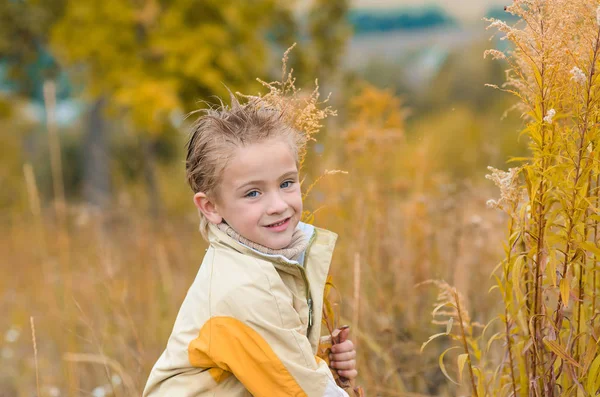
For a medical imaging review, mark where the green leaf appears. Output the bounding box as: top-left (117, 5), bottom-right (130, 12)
top-left (472, 366), bottom-right (486, 397)
top-left (589, 214), bottom-right (600, 222)
top-left (579, 241), bottom-right (600, 257)
top-left (420, 333), bottom-right (447, 353)
top-left (481, 316), bottom-right (500, 342)
top-left (438, 347), bottom-right (461, 385)
top-left (446, 317), bottom-right (454, 335)
top-left (542, 338), bottom-right (581, 368)
top-left (507, 156), bottom-right (531, 163)
top-left (515, 340), bottom-right (528, 397)
top-left (585, 353), bottom-right (600, 394)
top-left (523, 166), bottom-right (535, 199)
top-left (432, 301), bottom-right (455, 317)
top-left (512, 255), bottom-right (525, 309)
top-left (457, 353), bottom-right (468, 383)
top-left (486, 332), bottom-right (503, 354)
top-left (559, 278), bottom-right (570, 307)
top-left (582, 337), bottom-right (598, 373)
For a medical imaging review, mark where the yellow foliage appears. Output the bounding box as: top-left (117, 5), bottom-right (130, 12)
top-left (114, 79), bottom-right (180, 135)
top-left (342, 84), bottom-right (406, 157)
top-left (423, 0), bottom-right (600, 395)
top-left (50, 0), bottom-right (281, 135)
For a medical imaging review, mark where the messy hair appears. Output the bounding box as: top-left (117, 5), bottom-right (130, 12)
top-left (186, 44), bottom-right (336, 239)
top-left (185, 95), bottom-right (305, 240)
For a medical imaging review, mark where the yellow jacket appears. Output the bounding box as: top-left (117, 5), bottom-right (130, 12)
top-left (143, 222), bottom-right (349, 396)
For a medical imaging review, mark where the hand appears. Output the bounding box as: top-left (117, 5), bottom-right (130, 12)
top-left (329, 326), bottom-right (358, 380)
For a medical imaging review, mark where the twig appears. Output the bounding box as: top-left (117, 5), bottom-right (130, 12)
top-left (30, 316), bottom-right (41, 397)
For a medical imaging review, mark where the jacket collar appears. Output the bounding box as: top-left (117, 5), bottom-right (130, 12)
top-left (208, 222), bottom-right (315, 266)
top-left (206, 222), bottom-right (337, 281)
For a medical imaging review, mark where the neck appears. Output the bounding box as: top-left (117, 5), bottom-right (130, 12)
top-left (216, 222), bottom-right (308, 261)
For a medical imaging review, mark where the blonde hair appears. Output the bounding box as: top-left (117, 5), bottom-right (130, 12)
top-left (185, 95), bottom-right (306, 240)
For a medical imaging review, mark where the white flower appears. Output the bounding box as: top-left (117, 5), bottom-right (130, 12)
top-left (4, 327), bottom-right (20, 343)
top-left (486, 199), bottom-right (498, 209)
top-left (488, 19), bottom-right (510, 32)
top-left (486, 18), bottom-right (514, 41)
top-left (543, 109), bottom-right (556, 124)
top-left (485, 166), bottom-right (521, 212)
top-left (483, 49), bottom-right (506, 60)
top-left (48, 387), bottom-right (61, 397)
top-left (570, 67), bottom-right (586, 84)
top-left (91, 386), bottom-right (107, 397)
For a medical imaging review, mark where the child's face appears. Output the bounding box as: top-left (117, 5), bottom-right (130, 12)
top-left (199, 138), bottom-right (303, 250)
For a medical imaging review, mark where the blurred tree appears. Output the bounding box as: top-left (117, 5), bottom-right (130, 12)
top-left (424, 42), bottom-right (506, 112)
top-left (0, 0), bottom-right (69, 209)
top-left (290, 0), bottom-right (352, 185)
top-left (270, 0), bottom-right (351, 92)
top-left (0, 0), bottom-right (66, 97)
top-left (307, 0), bottom-right (351, 82)
top-left (2, 0), bottom-right (352, 211)
top-left (50, 0), bottom-right (292, 213)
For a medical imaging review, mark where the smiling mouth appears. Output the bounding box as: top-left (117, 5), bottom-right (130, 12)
top-left (265, 217), bottom-right (290, 228)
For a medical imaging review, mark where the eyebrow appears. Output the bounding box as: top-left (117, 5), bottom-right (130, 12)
top-left (236, 170), bottom-right (298, 192)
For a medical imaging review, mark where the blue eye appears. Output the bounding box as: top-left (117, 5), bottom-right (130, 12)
top-left (245, 190), bottom-right (259, 198)
top-left (281, 180), bottom-right (294, 189)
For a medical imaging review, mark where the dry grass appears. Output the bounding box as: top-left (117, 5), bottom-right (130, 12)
top-left (1, 177), bottom-right (508, 397)
top-left (0, 82), bottom-right (513, 397)
top-left (420, 1), bottom-right (600, 395)
top-left (0, 39), bottom-right (529, 397)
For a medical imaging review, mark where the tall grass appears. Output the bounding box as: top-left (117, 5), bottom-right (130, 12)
top-left (0, 52), bottom-right (528, 397)
top-left (312, 84), bottom-right (509, 396)
top-left (422, 1), bottom-right (600, 395)
top-left (0, 81), bottom-right (513, 397)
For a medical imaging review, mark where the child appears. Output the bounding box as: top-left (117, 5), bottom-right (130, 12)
top-left (143, 95), bottom-right (359, 396)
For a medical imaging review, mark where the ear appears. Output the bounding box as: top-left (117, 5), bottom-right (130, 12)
top-left (193, 192), bottom-right (223, 224)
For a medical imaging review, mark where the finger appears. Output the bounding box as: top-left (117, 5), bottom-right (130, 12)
top-left (331, 339), bottom-right (354, 353)
top-left (330, 359), bottom-right (356, 370)
top-left (338, 326), bottom-right (350, 343)
top-left (331, 326), bottom-right (349, 344)
top-left (329, 350), bottom-right (356, 362)
top-left (337, 369), bottom-right (358, 380)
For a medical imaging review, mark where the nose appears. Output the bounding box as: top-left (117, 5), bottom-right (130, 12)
top-left (266, 191), bottom-right (288, 215)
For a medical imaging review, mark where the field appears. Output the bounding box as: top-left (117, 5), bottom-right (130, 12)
top-left (3, 1), bottom-right (600, 396)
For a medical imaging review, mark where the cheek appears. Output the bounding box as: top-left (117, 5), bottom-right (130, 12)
top-left (291, 190), bottom-right (303, 212)
top-left (243, 203), bottom-right (265, 225)
top-left (236, 203), bottom-right (262, 223)
top-left (225, 200), bottom-right (260, 225)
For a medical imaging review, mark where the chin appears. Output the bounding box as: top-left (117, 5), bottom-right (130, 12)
top-left (265, 235), bottom-right (293, 250)
top-left (267, 240), bottom-right (290, 250)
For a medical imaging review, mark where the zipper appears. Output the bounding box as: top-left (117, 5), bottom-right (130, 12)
top-left (255, 230), bottom-right (317, 333)
top-left (308, 297), bottom-right (313, 327)
top-left (299, 231), bottom-right (317, 332)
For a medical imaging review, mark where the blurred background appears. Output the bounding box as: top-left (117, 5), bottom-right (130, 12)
top-left (1, 1), bottom-right (526, 396)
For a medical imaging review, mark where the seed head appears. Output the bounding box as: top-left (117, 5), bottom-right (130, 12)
top-left (543, 109), bottom-right (556, 124)
top-left (570, 67), bottom-right (586, 85)
top-left (485, 166), bottom-right (522, 213)
top-left (483, 49), bottom-right (506, 60)
top-left (486, 199), bottom-right (498, 209)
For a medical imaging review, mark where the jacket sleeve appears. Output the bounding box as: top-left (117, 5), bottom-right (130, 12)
top-left (187, 271), bottom-right (349, 397)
